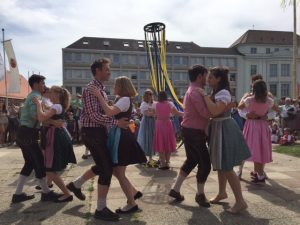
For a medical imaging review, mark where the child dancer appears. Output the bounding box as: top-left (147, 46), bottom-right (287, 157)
top-left (33, 86), bottom-right (76, 202)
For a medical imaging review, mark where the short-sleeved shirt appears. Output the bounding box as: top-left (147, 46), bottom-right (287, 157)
top-left (115, 97), bottom-right (130, 112)
top-left (20, 91), bottom-right (42, 128)
top-left (51, 104), bottom-right (63, 115)
top-left (215, 89), bottom-right (231, 104)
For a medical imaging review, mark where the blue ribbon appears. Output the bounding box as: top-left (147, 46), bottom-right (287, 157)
top-left (107, 126), bottom-right (121, 164)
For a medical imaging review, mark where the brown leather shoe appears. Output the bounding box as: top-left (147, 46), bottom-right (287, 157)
top-left (195, 193), bottom-right (210, 208)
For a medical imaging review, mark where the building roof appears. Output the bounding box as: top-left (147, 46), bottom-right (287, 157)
top-left (0, 71), bottom-right (31, 99)
top-left (230, 30), bottom-right (300, 47)
top-left (65, 37), bottom-right (241, 55)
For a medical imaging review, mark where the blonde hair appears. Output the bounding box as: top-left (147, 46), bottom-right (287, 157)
top-left (51, 86), bottom-right (71, 110)
top-left (114, 76), bottom-right (138, 97)
top-left (143, 89), bottom-right (153, 103)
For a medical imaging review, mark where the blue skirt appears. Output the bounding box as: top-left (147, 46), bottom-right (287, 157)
top-left (137, 116), bottom-right (155, 157)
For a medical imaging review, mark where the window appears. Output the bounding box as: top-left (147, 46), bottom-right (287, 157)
top-left (112, 54), bottom-right (120, 64)
top-left (229, 73), bottom-right (236, 82)
top-left (166, 56), bottom-right (172, 65)
top-left (138, 41), bottom-right (144, 48)
top-left (250, 48), bottom-right (257, 54)
top-left (190, 57), bottom-right (204, 65)
top-left (139, 71), bottom-right (147, 80)
top-left (182, 57), bottom-right (188, 66)
top-left (175, 45), bottom-right (182, 49)
top-left (212, 58), bottom-right (219, 66)
top-left (65, 70), bottom-right (72, 79)
top-left (281, 64), bottom-right (290, 77)
top-left (206, 57), bottom-right (213, 67)
top-left (139, 55), bottom-right (147, 65)
top-left (64, 53), bottom-right (72, 62)
top-left (74, 70), bottom-right (82, 79)
top-left (274, 48), bottom-right (279, 52)
top-left (228, 58), bottom-right (236, 68)
top-left (82, 53), bottom-right (91, 62)
top-left (281, 83), bottom-right (290, 97)
top-left (123, 42), bottom-right (130, 47)
top-left (122, 54), bottom-right (137, 65)
top-left (266, 48), bottom-right (270, 54)
top-left (250, 65), bottom-right (257, 75)
top-left (103, 41), bottom-right (110, 46)
top-left (83, 41), bottom-right (89, 45)
top-left (220, 58), bottom-right (228, 67)
top-left (173, 72), bottom-right (181, 81)
top-left (269, 64), bottom-right (278, 77)
top-left (269, 84), bottom-right (277, 97)
top-left (76, 87), bottom-right (82, 94)
top-left (75, 53), bottom-right (82, 62)
top-left (174, 56), bottom-right (180, 65)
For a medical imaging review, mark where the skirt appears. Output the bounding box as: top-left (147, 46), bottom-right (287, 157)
top-left (137, 116), bottom-right (155, 156)
top-left (209, 117), bottom-right (251, 171)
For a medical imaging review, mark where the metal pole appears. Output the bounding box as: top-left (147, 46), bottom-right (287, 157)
top-left (292, 0), bottom-right (298, 98)
top-left (2, 28), bottom-right (8, 107)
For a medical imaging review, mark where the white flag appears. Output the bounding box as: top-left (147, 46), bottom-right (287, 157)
top-left (3, 40), bottom-right (20, 93)
top-left (0, 53), bottom-right (4, 80)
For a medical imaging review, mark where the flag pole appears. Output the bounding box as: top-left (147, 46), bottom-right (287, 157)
top-left (2, 28), bottom-right (8, 108)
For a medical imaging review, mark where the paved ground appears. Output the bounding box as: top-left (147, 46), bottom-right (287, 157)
top-left (0, 144), bottom-right (300, 225)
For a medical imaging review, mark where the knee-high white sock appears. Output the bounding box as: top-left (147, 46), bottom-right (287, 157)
top-left (172, 174), bottom-right (186, 192)
top-left (38, 177), bottom-right (51, 193)
top-left (97, 198), bottom-right (107, 211)
top-left (15, 175), bottom-right (27, 194)
top-left (73, 176), bottom-right (85, 188)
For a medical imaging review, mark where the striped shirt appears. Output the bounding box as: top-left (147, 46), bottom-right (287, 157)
top-left (80, 79), bottom-right (117, 127)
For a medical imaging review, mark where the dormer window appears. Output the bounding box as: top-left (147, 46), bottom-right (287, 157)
top-left (176, 45), bottom-right (182, 50)
top-left (124, 42), bottom-right (130, 47)
top-left (138, 41), bottom-right (144, 48)
top-left (83, 41), bottom-right (89, 45)
top-left (103, 41), bottom-right (110, 46)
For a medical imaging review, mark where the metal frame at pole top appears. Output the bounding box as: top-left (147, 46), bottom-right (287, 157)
top-left (2, 28), bottom-right (8, 107)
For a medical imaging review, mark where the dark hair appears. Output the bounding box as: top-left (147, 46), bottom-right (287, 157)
top-left (188, 65), bottom-right (208, 82)
top-left (209, 67), bottom-right (230, 97)
top-left (251, 74), bottom-right (263, 83)
top-left (252, 80), bottom-right (267, 102)
top-left (28, 74), bottom-right (45, 89)
top-left (90, 58), bottom-right (111, 76)
top-left (158, 91), bottom-right (168, 102)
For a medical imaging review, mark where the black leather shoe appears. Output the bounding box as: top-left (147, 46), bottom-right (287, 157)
top-left (54, 195), bottom-right (73, 203)
top-left (12, 193), bottom-right (35, 203)
top-left (134, 191), bottom-right (143, 200)
top-left (168, 189), bottom-right (184, 202)
top-left (195, 193), bottom-right (210, 208)
top-left (66, 182), bottom-right (86, 200)
top-left (115, 205), bottom-right (139, 214)
top-left (41, 191), bottom-right (61, 202)
top-left (94, 207), bottom-right (120, 221)
top-left (35, 184), bottom-right (53, 190)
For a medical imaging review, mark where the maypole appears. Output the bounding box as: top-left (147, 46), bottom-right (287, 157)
top-left (143, 22), bottom-right (183, 110)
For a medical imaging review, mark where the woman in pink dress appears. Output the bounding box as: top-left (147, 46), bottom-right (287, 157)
top-left (239, 80), bottom-right (275, 183)
top-left (153, 91), bottom-right (183, 170)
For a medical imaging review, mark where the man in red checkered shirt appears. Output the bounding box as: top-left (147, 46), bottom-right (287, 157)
top-left (67, 58), bottom-right (128, 221)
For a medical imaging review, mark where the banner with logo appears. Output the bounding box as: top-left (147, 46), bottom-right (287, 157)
top-left (3, 40), bottom-right (20, 93)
